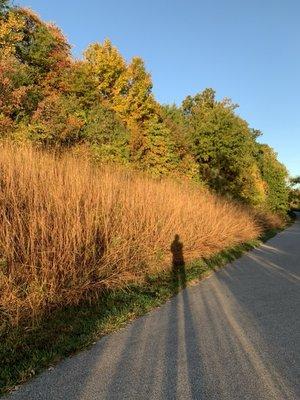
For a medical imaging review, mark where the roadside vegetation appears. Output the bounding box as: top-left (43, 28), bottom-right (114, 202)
top-left (289, 177), bottom-right (300, 210)
top-left (0, 144), bottom-right (286, 394)
top-left (0, 144), bottom-right (284, 331)
top-left (0, 1), bottom-right (289, 213)
top-left (0, 0), bottom-right (294, 395)
top-left (0, 217), bottom-right (282, 395)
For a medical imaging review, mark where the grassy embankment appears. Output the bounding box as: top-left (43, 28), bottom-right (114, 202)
top-left (0, 144), bottom-right (285, 394)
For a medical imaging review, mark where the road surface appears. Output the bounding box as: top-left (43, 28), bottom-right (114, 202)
top-left (4, 214), bottom-right (300, 399)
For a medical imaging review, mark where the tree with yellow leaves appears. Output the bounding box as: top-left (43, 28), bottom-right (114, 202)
top-left (84, 39), bottom-right (126, 101)
top-left (0, 1), bottom-right (290, 209)
top-left (0, 1), bottom-right (25, 58)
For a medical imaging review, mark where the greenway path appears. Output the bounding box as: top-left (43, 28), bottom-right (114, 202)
top-left (5, 214), bottom-right (300, 400)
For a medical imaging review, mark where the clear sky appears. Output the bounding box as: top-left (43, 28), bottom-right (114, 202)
top-left (16, 0), bottom-right (299, 176)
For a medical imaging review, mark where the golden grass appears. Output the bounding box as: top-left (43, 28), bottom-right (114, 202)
top-left (0, 144), bottom-right (283, 327)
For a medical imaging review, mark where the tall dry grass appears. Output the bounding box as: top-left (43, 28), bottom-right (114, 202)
top-left (0, 144), bottom-right (283, 327)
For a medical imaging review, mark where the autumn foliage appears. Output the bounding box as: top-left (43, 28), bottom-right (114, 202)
top-left (0, 2), bottom-right (289, 328)
top-left (0, 1), bottom-right (289, 212)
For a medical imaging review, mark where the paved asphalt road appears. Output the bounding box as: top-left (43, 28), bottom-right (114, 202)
top-left (4, 214), bottom-right (300, 400)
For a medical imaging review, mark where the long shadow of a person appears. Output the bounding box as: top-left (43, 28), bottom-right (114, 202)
top-left (171, 234), bottom-right (186, 291)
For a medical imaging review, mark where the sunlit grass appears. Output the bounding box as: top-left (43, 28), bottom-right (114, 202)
top-left (1, 237), bottom-right (273, 395)
top-left (0, 144), bottom-right (283, 329)
top-left (0, 143), bottom-right (285, 394)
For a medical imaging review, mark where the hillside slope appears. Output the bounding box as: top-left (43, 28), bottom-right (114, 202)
top-left (0, 145), bottom-right (283, 329)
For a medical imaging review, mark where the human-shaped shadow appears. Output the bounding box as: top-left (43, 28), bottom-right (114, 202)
top-left (170, 234), bottom-right (186, 290)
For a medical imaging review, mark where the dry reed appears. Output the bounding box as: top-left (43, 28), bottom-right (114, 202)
top-left (0, 144), bottom-right (282, 327)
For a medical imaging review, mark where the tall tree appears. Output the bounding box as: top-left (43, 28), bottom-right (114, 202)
top-left (182, 88), bottom-right (266, 203)
top-left (0, 3), bottom-right (290, 212)
top-left (255, 144), bottom-right (289, 213)
top-left (84, 39), bottom-right (126, 101)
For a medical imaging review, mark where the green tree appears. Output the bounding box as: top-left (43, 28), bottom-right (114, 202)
top-left (255, 144), bottom-right (289, 213)
top-left (82, 104), bottom-right (130, 163)
top-left (161, 104), bottom-right (199, 179)
top-left (182, 88), bottom-right (266, 204)
top-left (291, 176), bottom-right (300, 185)
top-left (0, 3), bottom-right (291, 215)
top-left (130, 118), bottom-right (177, 175)
top-left (0, 0), bottom-right (10, 15)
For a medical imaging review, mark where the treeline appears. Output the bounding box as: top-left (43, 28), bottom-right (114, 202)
top-left (290, 177), bottom-right (300, 210)
top-left (0, 1), bottom-right (289, 213)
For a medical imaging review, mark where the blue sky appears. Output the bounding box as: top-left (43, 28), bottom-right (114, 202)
top-left (16, 0), bottom-right (299, 176)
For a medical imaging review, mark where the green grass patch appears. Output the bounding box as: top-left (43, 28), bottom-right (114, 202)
top-left (0, 229), bottom-right (283, 396)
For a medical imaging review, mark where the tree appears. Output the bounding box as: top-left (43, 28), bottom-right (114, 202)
top-left (28, 94), bottom-right (84, 146)
top-left (0, 2), bottom-right (25, 58)
top-left (0, 5), bottom-right (71, 139)
top-left (0, 0), bottom-right (10, 15)
top-left (255, 144), bottom-right (289, 213)
top-left (113, 56), bottom-right (157, 126)
top-left (289, 176), bottom-right (300, 209)
top-left (82, 104), bottom-right (130, 163)
top-left (0, 3), bottom-right (291, 214)
top-left (291, 176), bottom-right (300, 185)
top-left (131, 118), bottom-right (177, 175)
top-left (161, 104), bottom-right (199, 179)
top-left (182, 88), bottom-right (266, 204)
top-left (84, 39), bottom-right (126, 101)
